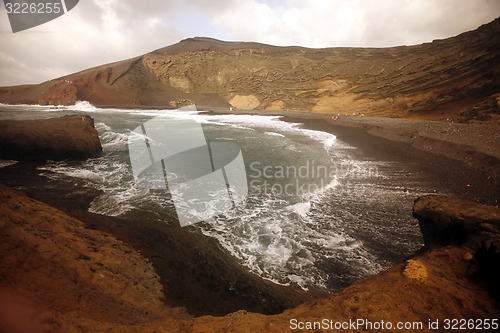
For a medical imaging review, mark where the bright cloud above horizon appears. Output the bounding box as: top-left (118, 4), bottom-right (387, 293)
top-left (0, 0), bottom-right (499, 86)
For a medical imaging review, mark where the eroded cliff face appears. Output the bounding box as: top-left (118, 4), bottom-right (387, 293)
top-left (1, 18), bottom-right (499, 121)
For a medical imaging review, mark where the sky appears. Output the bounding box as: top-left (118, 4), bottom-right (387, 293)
top-left (0, 0), bottom-right (499, 86)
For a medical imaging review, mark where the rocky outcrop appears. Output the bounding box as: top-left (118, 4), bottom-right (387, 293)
top-left (1, 19), bottom-right (499, 121)
top-left (413, 195), bottom-right (500, 298)
top-left (38, 80), bottom-right (80, 105)
top-left (1, 186), bottom-right (499, 332)
top-left (413, 195), bottom-right (500, 249)
top-left (0, 184), bottom-right (190, 333)
top-left (0, 115), bottom-right (102, 160)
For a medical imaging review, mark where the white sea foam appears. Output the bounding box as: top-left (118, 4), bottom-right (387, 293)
top-left (88, 194), bottom-right (135, 216)
top-left (265, 131), bottom-right (285, 137)
top-left (33, 101), bottom-right (338, 152)
top-left (37, 155), bottom-right (139, 217)
top-left (0, 102), bottom-right (57, 108)
top-left (197, 198), bottom-right (380, 289)
top-left (38, 165), bottom-right (104, 182)
top-left (285, 201), bottom-right (311, 217)
top-left (95, 122), bottom-right (130, 152)
top-left (0, 103), bottom-right (67, 115)
top-left (0, 160), bottom-right (17, 168)
top-left (29, 102), bottom-right (423, 291)
top-left (66, 101), bottom-right (99, 112)
top-left (204, 114), bottom-right (337, 151)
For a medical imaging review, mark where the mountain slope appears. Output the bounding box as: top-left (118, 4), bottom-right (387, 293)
top-left (1, 18), bottom-right (499, 121)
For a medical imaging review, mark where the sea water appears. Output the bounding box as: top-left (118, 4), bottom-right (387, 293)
top-left (0, 102), bottom-right (431, 290)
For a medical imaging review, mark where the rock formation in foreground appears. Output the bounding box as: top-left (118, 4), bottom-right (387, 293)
top-left (0, 115), bottom-right (102, 160)
top-left (1, 185), bottom-right (498, 332)
top-left (1, 19), bottom-right (499, 122)
top-left (413, 195), bottom-right (500, 299)
top-left (0, 184), bottom-right (188, 333)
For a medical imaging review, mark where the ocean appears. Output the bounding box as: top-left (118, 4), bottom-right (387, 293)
top-left (0, 102), bottom-right (436, 291)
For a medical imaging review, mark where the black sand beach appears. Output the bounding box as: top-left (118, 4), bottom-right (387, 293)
top-left (211, 108), bottom-right (499, 205)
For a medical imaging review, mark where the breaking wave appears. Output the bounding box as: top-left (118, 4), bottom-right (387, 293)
top-left (31, 104), bottom-right (424, 291)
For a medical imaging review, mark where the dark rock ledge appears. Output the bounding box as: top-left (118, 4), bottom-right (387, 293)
top-left (413, 195), bottom-right (500, 298)
top-left (0, 115), bottom-right (102, 160)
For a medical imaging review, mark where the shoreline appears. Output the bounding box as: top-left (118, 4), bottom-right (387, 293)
top-left (2, 182), bottom-right (499, 332)
top-left (210, 108), bottom-right (499, 205)
top-left (0, 161), bottom-right (323, 317)
top-left (1, 108), bottom-right (498, 307)
top-left (1, 109), bottom-right (499, 331)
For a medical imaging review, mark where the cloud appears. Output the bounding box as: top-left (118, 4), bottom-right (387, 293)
top-left (212, 0), bottom-right (500, 47)
top-left (0, 0), bottom-right (185, 86)
top-left (0, 0), bottom-right (499, 86)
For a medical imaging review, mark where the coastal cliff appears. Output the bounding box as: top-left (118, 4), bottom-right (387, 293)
top-left (1, 185), bottom-right (498, 332)
top-left (0, 18), bottom-right (499, 122)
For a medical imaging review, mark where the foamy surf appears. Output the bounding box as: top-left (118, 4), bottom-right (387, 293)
top-left (197, 197), bottom-right (384, 290)
top-left (95, 122), bottom-right (130, 152)
top-left (66, 101), bottom-right (98, 112)
top-left (16, 101), bottom-right (424, 291)
top-left (0, 160), bottom-right (17, 168)
top-left (285, 201), bottom-right (311, 217)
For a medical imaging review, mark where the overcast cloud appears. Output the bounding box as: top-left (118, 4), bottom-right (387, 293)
top-left (0, 0), bottom-right (499, 86)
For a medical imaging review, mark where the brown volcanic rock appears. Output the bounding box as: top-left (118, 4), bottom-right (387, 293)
top-left (192, 246), bottom-right (499, 333)
top-left (191, 198), bottom-right (500, 332)
top-left (1, 19), bottom-right (499, 121)
top-left (413, 195), bottom-right (500, 299)
top-left (413, 195), bottom-right (500, 249)
top-left (0, 184), bottom-right (191, 333)
top-left (1, 186), bottom-right (499, 332)
top-left (0, 115), bottom-right (102, 160)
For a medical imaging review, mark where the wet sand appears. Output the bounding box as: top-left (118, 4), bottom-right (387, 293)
top-left (298, 116), bottom-right (499, 205)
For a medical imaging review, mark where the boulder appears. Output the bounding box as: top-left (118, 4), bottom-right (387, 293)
top-left (0, 115), bottom-right (102, 160)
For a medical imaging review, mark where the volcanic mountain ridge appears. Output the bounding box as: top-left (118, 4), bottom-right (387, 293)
top-left (0, 18), bottom-right (499, 122)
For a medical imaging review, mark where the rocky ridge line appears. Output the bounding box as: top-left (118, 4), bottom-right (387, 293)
top-left (1, 19), bottom-right (499, 122)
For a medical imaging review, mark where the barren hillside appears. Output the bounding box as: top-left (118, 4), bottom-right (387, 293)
top-left (1, 18), bottom-right (499, 122)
